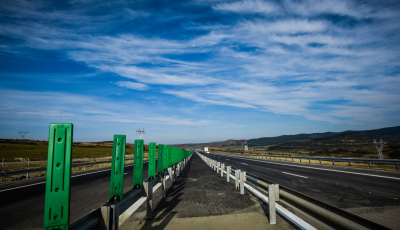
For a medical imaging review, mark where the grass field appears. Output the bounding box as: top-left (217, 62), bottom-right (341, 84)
top-left (0, 142), bottom-right (145, 161)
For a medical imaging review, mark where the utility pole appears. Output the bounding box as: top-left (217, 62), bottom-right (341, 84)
top-left (17, 130), bottom-right (29, 140)
top-left (136, 128), bottom-right (145, 139)
top-left (373, 139), bottom-right (386, 159)
top-left (244, 139), bottom-right (249, 154)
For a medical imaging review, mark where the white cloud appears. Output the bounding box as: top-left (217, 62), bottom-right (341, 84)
top-left (115, 81), bottom-right (149, 91)
top-left (0, 88), bottom-right (209, 126)
top-left (239, 19), bottom-right (327, 35)
top-left (283, 0), bottom-right (368, 19)
top-left (0, 0), bottom-right (399, 129)
top-left (212, 0), bottom-right (279, 14)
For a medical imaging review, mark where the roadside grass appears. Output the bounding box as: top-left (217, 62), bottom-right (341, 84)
top-left (0, 143), bottom-right (147, 161)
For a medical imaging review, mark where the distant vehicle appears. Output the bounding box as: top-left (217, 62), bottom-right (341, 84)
top-left (204, 147), bottom-right (209, 152)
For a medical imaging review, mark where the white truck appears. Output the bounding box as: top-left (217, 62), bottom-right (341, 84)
top-left (204, 147), bottom-right (210, 153)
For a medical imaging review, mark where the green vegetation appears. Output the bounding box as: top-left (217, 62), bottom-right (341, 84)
top-left (0, 139), bottom-right (149, 161)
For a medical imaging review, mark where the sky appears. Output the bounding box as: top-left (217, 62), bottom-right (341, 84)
top-left (0, 0), bottom-right (399, 144)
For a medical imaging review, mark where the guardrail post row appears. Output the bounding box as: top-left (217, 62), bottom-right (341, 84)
top-left (227, 166), bottom-right (231, 182)
top-left (168, 167), bottom-right (173, 186)
top-left (217, 162), bottom-right (220, 173)
top-left (173, 164), bottom-right (177, 181)
top-left (235, 170), bottom-right (240, 190)
top-left (221, 163), bottom-right (225, 177)
top-left (275, 184), bottom-right (280, 201)
top-left (43, 123), bottom-right (73, 230)
top-left (100, 205), bottom-right (119, 230)
top-left (162, 170), bottom-right (167, 198)
top-left (143, 181), bottom-right (154, 219)
top-left (133, 139), bottom-right (144, 189)
top-left (240, 171), bottom-right (245, 195)
top-left (268, 184), bottom-right (276, 224)
top-left (148, 142), bottom-right (156, 180)
top-left (109, 135), bottom-right (126, 202)
top-left (396, 164), bottom-right (399, 170)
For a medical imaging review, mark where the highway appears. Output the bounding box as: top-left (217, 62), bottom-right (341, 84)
top-left (0, 162), bottom-right (150, 230)
top-left (206, 152), bottom-right (400, 229)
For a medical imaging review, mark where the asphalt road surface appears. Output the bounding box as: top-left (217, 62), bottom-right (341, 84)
top-left (205, 152), bottom-right (400, 229)
top-left (0, 162), bottom-right (150, 230)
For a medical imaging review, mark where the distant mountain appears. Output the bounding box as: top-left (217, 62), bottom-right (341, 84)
top-left (174, 126), bottom-right (400, 149)
top-left (247, 132), bottom-right (337, 147)
top-left (249, 126), bottom-right (400, 147)
top-left (359, 126), bottom-right (400, 140)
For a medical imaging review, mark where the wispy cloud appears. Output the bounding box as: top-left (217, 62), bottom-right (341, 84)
top-left (115, 81), bottom-right (149, 91)
top-left (212, 0), bottom-right (279, 14)
top-left (0, 0), bottom-right (399, 141)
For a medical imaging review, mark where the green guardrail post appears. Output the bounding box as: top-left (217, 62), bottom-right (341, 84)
top-left (148, 142), bottom-right (156, 180)
top-left (43, 123), bottom-right (73, 230)
top-left (133, 139), bottom-right (144, 189)
top-left (109, 135), bottom-right (126, 202)
top-left (157, 144), bottom-right (165, 173)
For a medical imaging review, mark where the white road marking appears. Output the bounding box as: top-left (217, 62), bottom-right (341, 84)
top-left (0, 181), bottom-right (46, 193)
top-left (0, 163), bottom-right (139, 193)
top-left (282, 172), bottom-right (308, 178)
top-left (241, 163), bottom-right (248, 165)
top-left (226, 156), bottom-right (400, 181)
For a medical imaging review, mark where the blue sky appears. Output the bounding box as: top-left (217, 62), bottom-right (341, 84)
top-left (0, 0), bottom-right (399, 144)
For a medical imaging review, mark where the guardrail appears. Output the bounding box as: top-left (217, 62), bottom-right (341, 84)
top-left (217, 152), bottom-right (400, 170)
top-left (0, 159), bottom-right (134, 181)
top-left (40, 123), bottom-right (193, 230)
top-left (199, 151), bottom-right (391, 230)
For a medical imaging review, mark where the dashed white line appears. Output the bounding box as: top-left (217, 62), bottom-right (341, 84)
top-left (226, 156), bottom-right (400, 180)
top-left (282, 172), bottom-right (309, 178)
top-left (241, 163), bottom-right (248, 165)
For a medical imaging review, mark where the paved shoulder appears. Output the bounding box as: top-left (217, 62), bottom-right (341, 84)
top-left (121, 153), bottom-right (296, 230)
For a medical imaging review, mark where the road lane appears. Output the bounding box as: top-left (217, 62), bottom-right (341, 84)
top-left (0, 162), bottom-right (150, 230)
top-left (205, 153), bottom-right (400, 228)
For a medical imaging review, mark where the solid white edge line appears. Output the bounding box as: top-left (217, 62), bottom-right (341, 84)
top-left (282, 172), bottom-right (309, 178)
top-left (0, 181), bottom-right (46, 193)
top-left (119, 196), bottom-right (147, 225)
top-left (0, 163), bottom-right (142, 193)
top-left (226, 155), bottom-right (400, 180)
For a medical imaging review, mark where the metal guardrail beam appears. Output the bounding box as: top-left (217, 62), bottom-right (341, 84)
top-left (69, 154), bottom-right (193, 230)
top-left (221, 152), bottom-right (400, 169)
top-left (201, 152), bottom-right (391, 230)
top-left (0, 159), bottom-right (134, 177)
